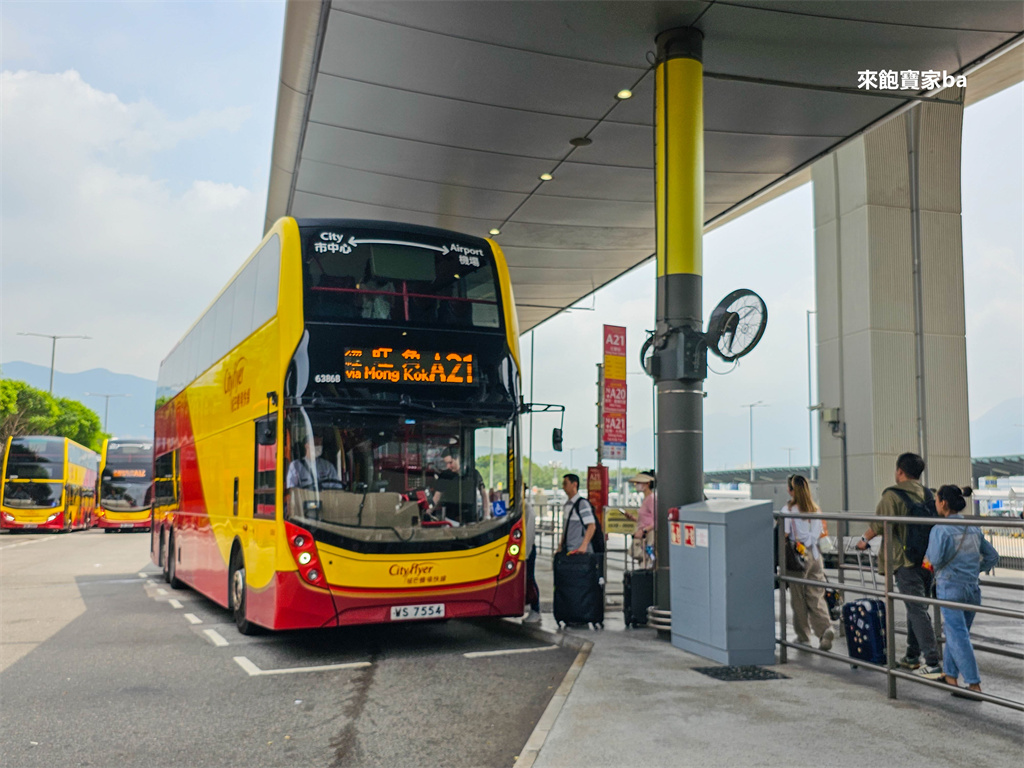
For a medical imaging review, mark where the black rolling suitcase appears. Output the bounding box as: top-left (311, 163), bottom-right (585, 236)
top-left (623, 568), bottom-right (654, 627)
top-left (553, 551), bottom-right (604, 627)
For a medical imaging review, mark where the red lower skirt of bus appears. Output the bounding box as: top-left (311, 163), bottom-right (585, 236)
top-left (1, 513), bottom-right (66, 531)
top-left (94, 513), bottom-right (150, 530)
top-left (245, 563), bottom-right (526, 631)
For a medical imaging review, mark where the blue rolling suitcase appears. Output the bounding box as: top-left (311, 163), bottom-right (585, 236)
top-left (842, 549), bottom-right (886, 665)
top-left (842, 598), bottom-right (886, 665)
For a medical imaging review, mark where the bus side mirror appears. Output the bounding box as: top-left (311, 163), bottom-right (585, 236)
top-left (256, 422), bottom-right (276, 446)
top-left (552, 428), bottom-right (563, 452)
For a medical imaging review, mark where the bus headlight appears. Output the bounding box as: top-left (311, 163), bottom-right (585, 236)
top-left (46, 513), bottom-right (60, 522)
top-left (298, 552), bottom-right (312, 565)
top-left (305, 569), bottom-right (320, 583)
top-left (508, 544), bottom-right (520, 556)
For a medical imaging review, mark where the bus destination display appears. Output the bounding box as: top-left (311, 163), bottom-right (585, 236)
top-left (344, 347), bottom-right (473, 385)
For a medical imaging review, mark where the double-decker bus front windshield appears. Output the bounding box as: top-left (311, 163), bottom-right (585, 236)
top-left (3, 437), bottom-right (64, 509)
top-left (101, 442), bottom-right (153, 511)
top-left (285, 409), bottom-right (512, 544)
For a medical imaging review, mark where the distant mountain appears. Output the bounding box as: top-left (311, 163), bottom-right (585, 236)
top-left (2, 361), bottom-right (156, 439)
top-left (970, 397), bottom-right (1024, 457)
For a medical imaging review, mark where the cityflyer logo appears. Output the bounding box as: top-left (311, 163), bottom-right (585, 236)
top-left (224, 357), bottom-right (251, 412)
top-left (857, 69), bottom-right (966, 91)
top-left (389, 562), bottom-right (435, 577)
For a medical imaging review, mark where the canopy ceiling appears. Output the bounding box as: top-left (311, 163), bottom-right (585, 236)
top-left (266, 1), bottom-right (1023, 332)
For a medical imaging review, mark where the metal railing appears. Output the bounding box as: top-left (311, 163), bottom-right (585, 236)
top-left (982, 526), bottom-right (1024, 570)
top-left (775, 510), bottom-right (1024, 712)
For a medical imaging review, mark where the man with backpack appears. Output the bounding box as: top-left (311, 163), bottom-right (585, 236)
top-left (856, 452), bottom-right (942, 677)
top-left (560, 474), bottom-right (597, 554)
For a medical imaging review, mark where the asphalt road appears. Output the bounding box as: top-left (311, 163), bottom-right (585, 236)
top-left (0, 530), bottom-right (577, 768)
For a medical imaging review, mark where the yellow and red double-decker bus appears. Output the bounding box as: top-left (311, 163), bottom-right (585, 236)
top-left (151, 218), bottom-right (524, 633)
top-left (1, 436), bottom-right (98, 532)
top-left (95, 438), bottom-right (153, 532)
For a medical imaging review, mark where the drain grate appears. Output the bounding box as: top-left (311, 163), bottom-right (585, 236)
top-left (692, 665), bottom-right (790, 681)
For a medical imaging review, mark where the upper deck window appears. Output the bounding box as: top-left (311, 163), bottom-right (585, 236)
top-left (6, 438), bottom-right (64, 479)
top-left (301, 227), bottom-right (501, 330)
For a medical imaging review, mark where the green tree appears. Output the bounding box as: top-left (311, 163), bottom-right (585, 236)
top-left (53, 397), bottom-right (104, 450)
top-left (0, 379), bottom-right (106, 451)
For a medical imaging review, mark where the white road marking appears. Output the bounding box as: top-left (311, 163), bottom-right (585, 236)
top-left (0, 538), bottom-right (55, 551)
top-left (203, 629), bottom-right (229, 647)
top-left (168, 599), bottom-right (183, 609)
top-left (463, 644), bottom-right (560, 659)
top-left (137, 572), bottom-right (147, 578)
top-left (184, 613), bottom-right (202, 625)
top-left (233, 656), bottom-right (372, 677)
top-left (156, 588), bottom-right (167, 596)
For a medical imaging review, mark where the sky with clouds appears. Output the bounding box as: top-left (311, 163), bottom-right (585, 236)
top-left (2, 2), bottom-right (1021, 471)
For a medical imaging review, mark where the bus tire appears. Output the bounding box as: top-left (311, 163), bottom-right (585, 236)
top-left (229, 551), bottom-right (258, 636)
top-left (160, 530), bottom-right (170, 582)
top-left (167, 533), bottom-right (183, 590)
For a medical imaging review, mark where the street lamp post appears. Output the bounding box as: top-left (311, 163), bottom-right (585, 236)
top-left (741, 401), bottom-right (767, 483)
top-left (17, 333), bottom-right (91, 394)
top-left (782, 446), bottom-right (796, 467)
top-left (85, 393), bottom-right (130, 432)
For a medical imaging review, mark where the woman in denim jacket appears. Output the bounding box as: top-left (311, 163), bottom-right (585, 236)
top-left (925, 485), bottom-right (999, 694)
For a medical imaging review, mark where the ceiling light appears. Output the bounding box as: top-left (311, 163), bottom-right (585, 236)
top-left (616, 89), bottom-right (633, 100)
top-left (569, 137), bottom-right (592, 147)
top-left (539, 173), bottom-right (553, 181)
top-left (489, 228), bottom-right (500, 236)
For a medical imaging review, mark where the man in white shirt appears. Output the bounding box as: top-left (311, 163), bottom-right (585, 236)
top-left (560, 474), bottom-right (596, 554)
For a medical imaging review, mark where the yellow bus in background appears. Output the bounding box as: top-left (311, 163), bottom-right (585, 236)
top-left (1, 436), bottom-right (98, 532)
top-left (95, 438), bottom-right (153, 532)
top-left (151, 218), bottom-right (524, 634)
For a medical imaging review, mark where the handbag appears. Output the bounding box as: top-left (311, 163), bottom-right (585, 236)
top-left (784, 538), bottom-right (807, 573)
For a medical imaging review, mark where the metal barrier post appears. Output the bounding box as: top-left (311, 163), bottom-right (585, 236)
top-left (884, 519), bottom-right (897, 699)
top-left (778, 519), bottom-right (788, 663)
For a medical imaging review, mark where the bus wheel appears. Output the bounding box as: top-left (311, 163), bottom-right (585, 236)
top-left (160, 531), bottom-right (170, 582)
top-left (229, 552), bottom-right (258, 636)
top-left (167, 533), bottom-right (183, 590)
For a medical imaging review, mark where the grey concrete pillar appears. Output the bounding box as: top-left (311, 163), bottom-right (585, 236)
top-left (812, 91), bottom-right (971, 513)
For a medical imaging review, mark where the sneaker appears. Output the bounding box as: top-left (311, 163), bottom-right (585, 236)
top-left (898, 655), bottom-right (921, 670)
top-left (523, 609), bottom-right (542, 625)
top-left (819, 628), bottom-right (835, 652)
top-left (916, 664), bottom-right (943, 679)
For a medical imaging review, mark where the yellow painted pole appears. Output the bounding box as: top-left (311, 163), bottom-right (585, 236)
top-left (652, 27), bottom-right (704, 617)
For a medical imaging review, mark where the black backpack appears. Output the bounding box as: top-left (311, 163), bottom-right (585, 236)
top-left (886, 486), bottom-right (937, 567)
top-left (564, 497), bottom-right (606, 554)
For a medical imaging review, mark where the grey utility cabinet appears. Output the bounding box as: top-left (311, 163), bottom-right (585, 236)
top-left (669, 499), bottom-right (775, 665)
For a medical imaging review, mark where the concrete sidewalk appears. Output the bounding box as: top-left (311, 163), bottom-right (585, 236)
top-left (517, 548), bottom-right (1024, 768)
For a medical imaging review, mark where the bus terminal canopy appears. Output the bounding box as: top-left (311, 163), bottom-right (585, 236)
top-left (266, 1), bottom-right (1023, 333)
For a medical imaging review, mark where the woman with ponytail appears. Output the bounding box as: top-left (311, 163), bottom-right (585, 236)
top-left (926, 485), bottom-right (999, 694)
top-left (783, 474), bottom-right (835, 650)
